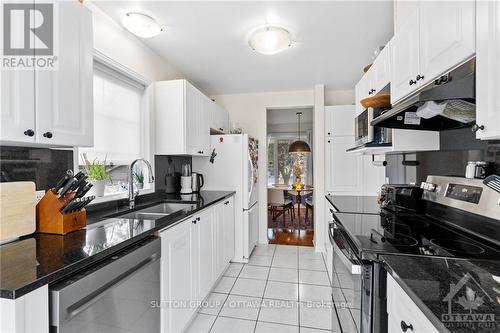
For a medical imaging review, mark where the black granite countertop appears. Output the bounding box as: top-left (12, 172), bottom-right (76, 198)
top-left (325, 195), bottom-right (381, 215)
top-left (0, 190), bottom-right (235, 299)
top-left (382, 255), bottom-right (500, 332)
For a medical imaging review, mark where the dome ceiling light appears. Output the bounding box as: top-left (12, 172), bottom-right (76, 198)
top-left (289, 112), bottom-right (311, 153)
top-left (248, 25), bottom-right (292, 55)
top-left (122, 12), bottom-right (165, 38)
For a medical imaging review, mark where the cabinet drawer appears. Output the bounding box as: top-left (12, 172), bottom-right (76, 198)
top-left (387, 274), bottom-right (439, 333)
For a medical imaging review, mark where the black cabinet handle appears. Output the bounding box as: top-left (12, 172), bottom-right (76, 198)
top-left (192, 219), bottom-right (197, 224)
top-left (197, 150), bottom-right (204, 154)
top-left (416, 74), bottom-right (424, 81)
top-left (327, 132), bottom-right (331, 135)
top-left (196, 217), bottom-right (200, 221)
top-left (327, 140), bottom-right (331, 143)
top-left (472, 124), bottom-right (485, 132)
top-left (43, 131), bottom-right (53, 138)
top-left (409, 79), bottom-right (417, 86)
top-left (23, 129), bottom-right (34, 137)
top-left (400, 320), bottom-right (413, 332)
top-left (219, 128), bottom-right (224, 131)
top-left (224, 200), bottom-right (229, 205)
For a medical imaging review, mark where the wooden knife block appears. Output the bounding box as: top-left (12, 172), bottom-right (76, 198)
top-left (36, 191), bottom-right (86, 235)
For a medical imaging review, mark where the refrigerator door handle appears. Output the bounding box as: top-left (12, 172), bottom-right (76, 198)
top-left (248, 156), bottom-right (254, 201)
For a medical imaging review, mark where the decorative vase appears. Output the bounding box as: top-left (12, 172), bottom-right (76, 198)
top-left (93, 180), bottom-right (106, 197)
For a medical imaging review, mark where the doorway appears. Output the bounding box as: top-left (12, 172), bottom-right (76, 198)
top-left (266, 107), bottom-right (314, 246)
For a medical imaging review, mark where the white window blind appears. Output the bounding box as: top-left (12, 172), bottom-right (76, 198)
top-left (80, 62), bottom-right (145, 164)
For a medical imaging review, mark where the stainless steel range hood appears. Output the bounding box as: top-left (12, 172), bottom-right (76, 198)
top-left (371, 59), bottom-right (475, 131)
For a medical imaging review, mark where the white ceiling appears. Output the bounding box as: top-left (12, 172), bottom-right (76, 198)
top-left (95, 1), bottom-right (394, 95)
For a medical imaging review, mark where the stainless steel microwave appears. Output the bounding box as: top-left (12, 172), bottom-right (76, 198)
top-left (355, 108), bottom-right (374, 146)
top-left (355, 108), bottom-right (392, 147)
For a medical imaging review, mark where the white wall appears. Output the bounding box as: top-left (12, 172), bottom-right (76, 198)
top-left (212, 90), bottom-right (315, 247)
top-left (86, 3), bottom-right (183, 83)
top-left (213, 88), bottom-right (353, 251)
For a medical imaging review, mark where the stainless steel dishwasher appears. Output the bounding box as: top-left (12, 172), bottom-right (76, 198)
top-left (50, 237), bottom-right (161, 333)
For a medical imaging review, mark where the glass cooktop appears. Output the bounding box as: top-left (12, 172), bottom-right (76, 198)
top-left (332, 211), bottom-right (500, 261)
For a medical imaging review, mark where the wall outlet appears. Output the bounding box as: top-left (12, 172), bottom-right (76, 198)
top-left (35, 190), bottom-right (45, 204)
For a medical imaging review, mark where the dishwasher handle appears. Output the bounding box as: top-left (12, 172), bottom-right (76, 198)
top-left (50, 237), bottom-right (161, 327)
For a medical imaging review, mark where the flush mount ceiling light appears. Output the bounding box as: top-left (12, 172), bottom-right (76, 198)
top-left (122, 12), bottom-right (165, 38)
top-left (248, 25), bottom-right (292, 55)
top-left (289, 112), bottom-right (311, 153)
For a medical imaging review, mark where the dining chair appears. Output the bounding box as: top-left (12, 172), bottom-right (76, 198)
top-left (267, 188), bottom-right (294, 227)
top-left (305, 195), bottom-right (314, 223)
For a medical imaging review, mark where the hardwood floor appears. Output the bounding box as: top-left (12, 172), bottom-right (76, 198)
top-left (267, 228), bottom-right (314, 246)
top-left (267, 207), bottom-right (314, 246)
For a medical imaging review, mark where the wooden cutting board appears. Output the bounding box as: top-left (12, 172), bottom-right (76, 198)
top-left (0, 182), bottom-right (36, 242)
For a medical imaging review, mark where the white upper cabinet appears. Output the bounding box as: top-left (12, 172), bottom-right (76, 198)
top-left (1, 70), bottom-right (36, 143)
top-left (391, 0), bottom-right (475, 104)
top-left (325, 105), bottom-right (355, 137)
top-left (209, 101), bottom-right (230, 134)
top-left (155, 80), bottom-right (211, 156)
top-left (35, 2), bottom-right (93, 147)
top-left (185, 81), bottom-right (210, 155)
top-left (325, 136), bottom-right (362, 193)
top-left (475, 0), bottom-right (500, 140)
top-left (1, 2), bottom-right (93, 147)
top-left (391, 10), bottom-right (420, 104)
top-left (373, 40), bottom-right (392, 92)
top-left (418, 1), bottom-right (475, 88)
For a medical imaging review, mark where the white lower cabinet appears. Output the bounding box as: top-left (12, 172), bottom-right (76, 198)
top-left (160, 197), bottom-right (234, 332)
top-left (387, 273), bottom-right (439, 333)
top-left (0, 285), bottom-right (49, 333)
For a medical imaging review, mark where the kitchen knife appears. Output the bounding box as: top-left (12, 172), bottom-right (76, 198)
top-left (58, 177), bottom-right (78, 198)
top-left (74, 171), bottom-right (85, 180)
top-left (79, 196), bottom-right (95, 210)
top-left (69, 177), bottom-right (87, 195)
top-left (52, 170), bottom-right (73, 193)
top-left (75, 183), bottom-right (93, 199)
top-left (61, 198), bottom-right (80, 214)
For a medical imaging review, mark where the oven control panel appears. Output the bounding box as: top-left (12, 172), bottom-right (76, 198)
top-left (422, 175), bottom-right (499, 220)
top-left (445, 184), bottom-right (483, 204)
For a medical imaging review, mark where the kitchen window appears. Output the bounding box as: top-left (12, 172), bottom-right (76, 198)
top-left (78, 61), bottom-right (151, 196)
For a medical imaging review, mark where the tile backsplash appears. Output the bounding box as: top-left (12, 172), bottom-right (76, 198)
top-left (386, 128), bottom-right (500, 184)
top-left (154, 155), bottom-right (192, 191)
top-left (0, 146), bottom-right (74, 190)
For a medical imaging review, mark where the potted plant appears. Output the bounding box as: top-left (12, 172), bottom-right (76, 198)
top-left (82, 153), bottom-right (109, 197)
top-left (134, 169), bottom-right (144, 190)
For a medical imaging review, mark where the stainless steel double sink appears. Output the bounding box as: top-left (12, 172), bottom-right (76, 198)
top-left (116, 202), bottom-right (197, 220)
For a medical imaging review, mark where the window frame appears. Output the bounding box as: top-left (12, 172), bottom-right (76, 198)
top-left (74, 50), bottom-right (155, 202)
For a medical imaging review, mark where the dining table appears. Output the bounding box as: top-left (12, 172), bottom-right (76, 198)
top-left (268, 184), bottom-right (314, 220)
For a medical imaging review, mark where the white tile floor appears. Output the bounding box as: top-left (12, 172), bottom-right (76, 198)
top-left (185, 244), bottom-right (359, 333)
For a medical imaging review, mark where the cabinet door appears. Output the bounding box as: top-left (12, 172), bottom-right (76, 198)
top-left (325, 136), bottom-right (362, 193)
top-left (35, 2), bottom-right (93, 146)
top-left (373, 40), bottom-right (392, 92)
top-left (354, 75), bottom-right (367, 116)
top-left (160, 221), bottom-right (196, 333)
top-left (223, 197), bottom-right (235, 263)
top-left (1, 70), bottom-right (36, 143)
top-left (476, 0), bottom-right (500, 140)
top-left (196, 209), bottom-right (215, 299)
top-left (391, 10), bottom-right (420, 104)
top-left (185, 83), bottom-right (210, 155)
top-left (325, 105), bottom-right (355, 137)
top-left (213, 203), bottom-right (225, 278)
top-left (419, 1), bottom-right (475, 88)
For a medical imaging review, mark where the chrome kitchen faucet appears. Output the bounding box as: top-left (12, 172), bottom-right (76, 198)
top-left (129, 159), bottom-right (154, 209)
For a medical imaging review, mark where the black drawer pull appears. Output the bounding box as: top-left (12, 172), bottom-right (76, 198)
top-left (24, 129), bottom-right (34, 137)
top-left (400, 320), bottom-right (413, 332)
top-left (43, 131), bottom-right (53, 138)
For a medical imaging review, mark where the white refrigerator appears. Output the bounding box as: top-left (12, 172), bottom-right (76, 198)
top-left (193, 134), bottom-right (259, 263)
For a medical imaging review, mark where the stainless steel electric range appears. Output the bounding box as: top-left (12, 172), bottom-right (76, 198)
top-left (327, 176), bottom-right (500, 333)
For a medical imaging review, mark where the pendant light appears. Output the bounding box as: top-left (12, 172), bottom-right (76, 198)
top-left (289, 112), bottom-right (311, 153)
